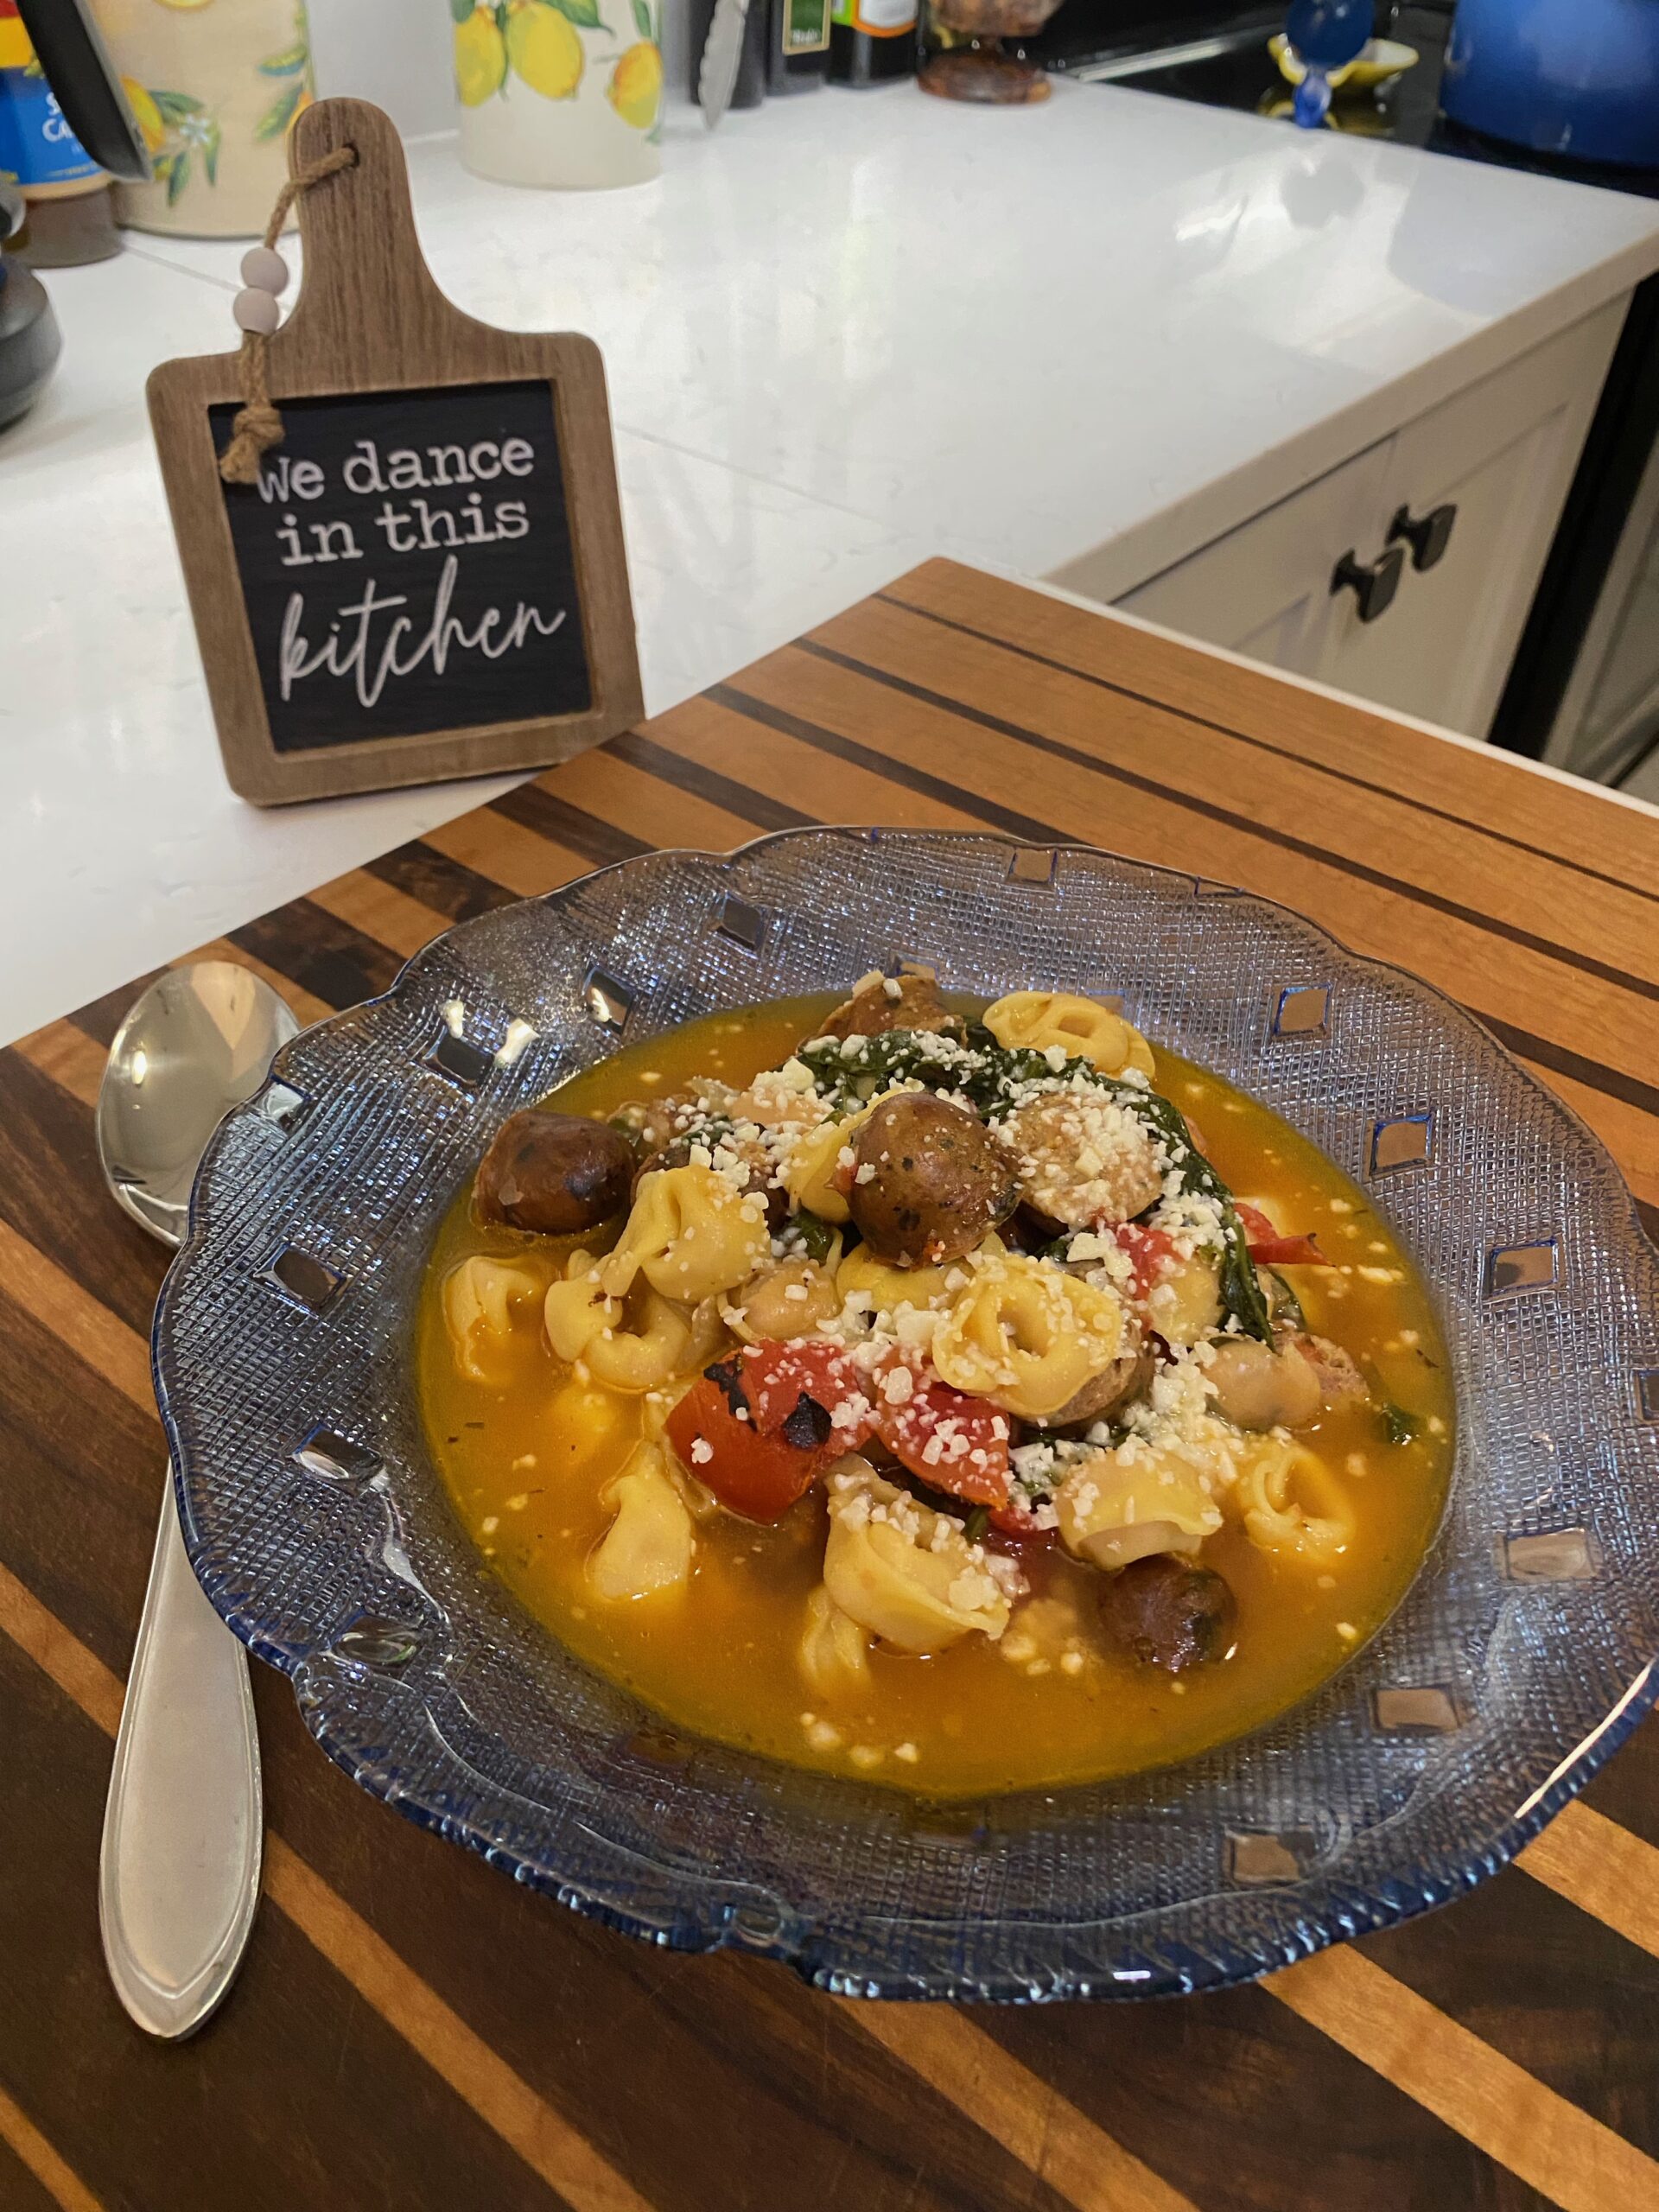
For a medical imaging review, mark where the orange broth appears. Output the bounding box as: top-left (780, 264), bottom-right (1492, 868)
top-left (416, 995), bottom-right (1452, 1796)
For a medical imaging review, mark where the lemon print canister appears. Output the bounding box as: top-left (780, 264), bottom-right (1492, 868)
top-left (456, 0), bottom-right (662, 190)
top-left (96, 0), bottom-right (314, 237)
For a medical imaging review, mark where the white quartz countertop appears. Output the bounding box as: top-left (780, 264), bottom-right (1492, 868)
top-left (8, 80), bottom-right (1659, 1046)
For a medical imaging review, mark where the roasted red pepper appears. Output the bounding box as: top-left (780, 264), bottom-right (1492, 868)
top-left (871, 1357), bottom-right (1010, 1506)
top-left (1234, 1200), bottom-right (1324, 1267)
top-left (1111, 1222), bottom-right (1181, 1299)
top-left (665, 1374), bottom-right (824, 1522)
top-left (738, 1339), bottom-right (874, 1456)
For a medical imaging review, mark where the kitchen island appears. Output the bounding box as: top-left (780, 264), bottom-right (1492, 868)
top-left (7, 79), bottom-right (1659, 1043)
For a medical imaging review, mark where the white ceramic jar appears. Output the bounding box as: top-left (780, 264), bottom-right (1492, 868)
top-left (96, 0), bottom-right (315, 237)
top-left (454, 0), bottom-right (663, 190)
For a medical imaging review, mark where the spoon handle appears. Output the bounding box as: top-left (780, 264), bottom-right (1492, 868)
top-left (99, 1471), bottom-right (263, 2039)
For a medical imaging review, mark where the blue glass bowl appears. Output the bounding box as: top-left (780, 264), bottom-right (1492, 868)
top-left (153, 830), bottom-right (1659, 2000)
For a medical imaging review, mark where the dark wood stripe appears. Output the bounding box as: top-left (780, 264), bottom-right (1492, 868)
top-left (65, 969), bottom-right (165, 1052)
top-left (798, 639), bottom-right (1659, 1011)
top-left (606, 730), bottom-right (816, 835)
top-left (1476, 1014), bottom-right (1659, 1124)
top-left (493, 784), bottom-right (653, 868)
top-left (0, 1054), bottom-right (163, 1344)
top-left (1363, 1866), bottom-right (1659, 2163)
top-left (981, 1980), bottom-right (1548, 2212)
top-left (1582, 1717), bottom-right (1659, 1854)
top-left (365, 839), bottom-right (519, 924)
top-left (0, 1293), bottom-right (163, 1678)
top-left (878, 588), bottom-right (1659, 911)
top-left (0, 1638), bottom-right (566, 2212)
top-left (256, 1664), bottom-right (1077, 2212)
top-left (231, 898), bottom-right (403, 1013)
top-left (706, 683), bottom-right (1063, 843)
top-left (704, 684), bottom-right (1659, 1139)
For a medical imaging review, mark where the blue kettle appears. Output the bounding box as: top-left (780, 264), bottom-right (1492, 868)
top-left (1441, 0), bottom-right (1659, 168)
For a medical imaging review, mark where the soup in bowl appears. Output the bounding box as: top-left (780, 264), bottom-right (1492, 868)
top-left (419, 970), bottom-right (1451, 1796)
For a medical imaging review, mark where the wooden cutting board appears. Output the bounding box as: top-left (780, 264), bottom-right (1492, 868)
top-left (2, 557), bottom-right (1656, 2212)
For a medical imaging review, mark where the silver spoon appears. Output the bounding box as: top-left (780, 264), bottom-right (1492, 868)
top-left (96, 961), bottom-right (299, 2037)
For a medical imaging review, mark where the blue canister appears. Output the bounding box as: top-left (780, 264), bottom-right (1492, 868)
top-left (1441, 0), bottom-right (1659, 169)
top-left (0, 3), bottom-right (102, 192)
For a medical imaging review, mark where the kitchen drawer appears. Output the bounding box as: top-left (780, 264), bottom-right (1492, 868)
top-left (1116, 302), bottom-right (1627, 739)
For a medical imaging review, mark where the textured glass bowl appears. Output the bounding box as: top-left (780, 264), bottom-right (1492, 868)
top-left (154, 830), bottom-right (1659, 2001)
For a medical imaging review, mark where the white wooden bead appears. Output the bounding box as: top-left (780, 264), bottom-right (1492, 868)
top-left (239, 245), bottom-right (289, 296)
top-left (232, 286), bottom-right (281, 335)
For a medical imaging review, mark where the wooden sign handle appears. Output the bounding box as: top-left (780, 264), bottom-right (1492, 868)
top-left (275, 100), bottom-right (457, 394)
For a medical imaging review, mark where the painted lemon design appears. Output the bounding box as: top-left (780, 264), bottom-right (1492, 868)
top-left (507, 2), bottom-right (584, 101)
top-left (121, 78), bottom-right (167, 155)
top-left (454, 8), bottom-right (508, 105)
top-left (607, 40), bottom-right (662, 129)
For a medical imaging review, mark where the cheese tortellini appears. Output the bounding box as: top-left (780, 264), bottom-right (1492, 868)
top-left (798, 1584), bottom-right (872, 1694)
top-left (931, 1252), bottom-right (1125, 1420)
top-left (836, 1244), bottom-right (957, 1317)
top-left (545, 1251), bottom-right (721, 1393)
top-left (1054, 1447), bottom-right (1224, 1571)
top-left (601, 1165), bottom-right (771, 1304)
top-left (443, 1255), bottom-right (549, 1382)
top-left (779, 1092), bottom-right (901, 1224)
top-left (983, 990), bottom-right (1155, 1081)
top-left (823, 1462), bottom-right (1012, 1653)
top-left (1235, 1437), bottom-right (1356, 1566)
top-left (588, 1442), bottom-right (696, 1601)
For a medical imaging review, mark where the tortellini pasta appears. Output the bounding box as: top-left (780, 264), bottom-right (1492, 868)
top-left (443, 1255), bottom-right (548, 1382)
top-left (601, 1165), bottom-right (771, 1304)
top-left (823, 1462), bottom-right (1012, 1653)
top-left (588, 1442), bottom-right (696, 1601)
top-left (779, 1090), bottom-right (905, 1223)
top-left (1235, 1437), bottom-right (1356, 1565)
top-left (546, 1251), bottom-right (723, 1391)
top-left (543, 1253), bottom-right (618, 1363)
top-left (1141, 1252), bottom-right (1224, 1349)
top-left (983, 991), bottom-right (1156, 1081)
top-left (1054, 1446), bottom-right (1223, 1571)
top-left (835, 1245), bottom-right (957, 1318)
top-left (798, 1584), bottom-right (872, 1694)
top-left (931, 1253), bottom-right (1125, 1420)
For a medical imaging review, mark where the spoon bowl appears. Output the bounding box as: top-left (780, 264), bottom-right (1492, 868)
top-left (98, 962), bottom-right (300, 1249)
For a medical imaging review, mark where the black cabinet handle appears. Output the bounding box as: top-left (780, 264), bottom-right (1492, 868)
top-left (1331, 543), bottom-right (1404, 623)
top-left (1389, 501), bottom-right (1457, 571)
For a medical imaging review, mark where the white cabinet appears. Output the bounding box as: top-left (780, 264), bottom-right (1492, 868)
top-left (1116, 302), bottom-right (1626, 739)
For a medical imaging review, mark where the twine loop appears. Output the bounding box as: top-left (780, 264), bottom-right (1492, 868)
top-left (219, 143), bottom-right (359, 487)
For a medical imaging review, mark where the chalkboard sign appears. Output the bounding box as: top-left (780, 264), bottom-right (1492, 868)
top-left (209, 381), bottom-right (591, 754)
top-left (149, 100), bottom-right (641, 806)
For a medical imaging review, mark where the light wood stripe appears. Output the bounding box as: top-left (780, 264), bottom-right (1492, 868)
top-left (0, 1223), bottom-right (153, 1415)
top-left (543, 748), bottom-right (757, 857)
top-left (850, 2005), bottom-right (1198, 2212)
top-left (735, 642), bottom-right (1657, 1090)
top-left (9, 1020), bottom-right (107, 1112)
top-left (1268, 1945), bottom-right (1659, 2212)
top-left (0, 2082), bottom-right (104, 2212)
top-left (306, 871), bottom-right (453, 964)
top-left (883, 560), bottom-right (1659, 903)
top-left (641, 696), bottom-right (989, 834)
top-left (1523, 1802), bottom-right (1659, 1962)
top-left (423, 810), bottom-right (592, 901)
top-left (0, 1554), bottom-right (651, 2212)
